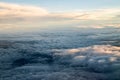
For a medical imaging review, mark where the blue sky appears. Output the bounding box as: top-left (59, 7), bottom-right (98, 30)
top-left (0, 0), bottom-right (120, 12)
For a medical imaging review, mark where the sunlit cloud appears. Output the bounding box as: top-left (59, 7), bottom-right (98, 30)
top-left (51, 9), bottom-right (120, 20)
top-left (0, 2), bottom-right (120, 31)
top-left (0, 2), bottom-right (48, 17)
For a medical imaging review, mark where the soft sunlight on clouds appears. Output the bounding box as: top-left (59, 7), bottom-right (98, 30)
top-left (0, 2), bottom-right (120, 31)
top-left (52, 9), bottom-right (120, 20)
top-left (54, 45), bottom-right (120, 56)
top-left (0, 2), bottom-right (48, 17)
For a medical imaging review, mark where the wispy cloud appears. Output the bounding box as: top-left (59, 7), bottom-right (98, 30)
top-left (0, 2), bottom-right (120, 31)
top-left (0, 2), bottom-right (48, 17)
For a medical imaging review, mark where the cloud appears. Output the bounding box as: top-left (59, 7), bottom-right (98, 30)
top-left (53, 45), bottom-right (120, 73)
top-left (54, 45), bottom-right (120, 56)
top-left (52, 9), bottom-right (120, 20)
top-left (0, 43), bottom-right (120, 80)
top-left (0, 2), bottom-right (48, 17)
top-left (0, 2), bottom-right (120, 31)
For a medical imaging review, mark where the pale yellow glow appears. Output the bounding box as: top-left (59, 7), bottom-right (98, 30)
top-left (0, 2), bottom-right (120, 31)
top-left (0, 2), bottom-right (48, 17)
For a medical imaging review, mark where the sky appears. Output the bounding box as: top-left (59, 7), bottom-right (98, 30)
top-left (0, 0), bottom-right (120, 32)
top-left (0, 0), bottom-right (120, 11)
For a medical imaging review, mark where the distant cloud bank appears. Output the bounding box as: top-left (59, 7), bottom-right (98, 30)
top-left (0, 2), bottom-right (120, 31)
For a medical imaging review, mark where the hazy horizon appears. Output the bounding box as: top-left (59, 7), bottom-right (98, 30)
top-left (0, 0), bottom-right (120, 80)
top-left (0, 0), bottom-right (120, 32)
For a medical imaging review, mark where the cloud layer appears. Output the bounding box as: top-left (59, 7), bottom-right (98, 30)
top-left (0, 2), bottom-right (120, 31)
top-left (0, 42), bottom-right (120, 80)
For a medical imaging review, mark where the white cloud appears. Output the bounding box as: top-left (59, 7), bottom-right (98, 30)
top-left (0, 2), bottom-right (48, 17)
top-left (54, 45), bottom-right (120, 56)
top-left (0, 2), bottom-right (120, 30)
top-left (53, 45), bottom-right (120, 73)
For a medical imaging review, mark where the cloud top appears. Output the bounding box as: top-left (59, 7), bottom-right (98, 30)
top-left (53, 45), bottom-right (120, 73)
